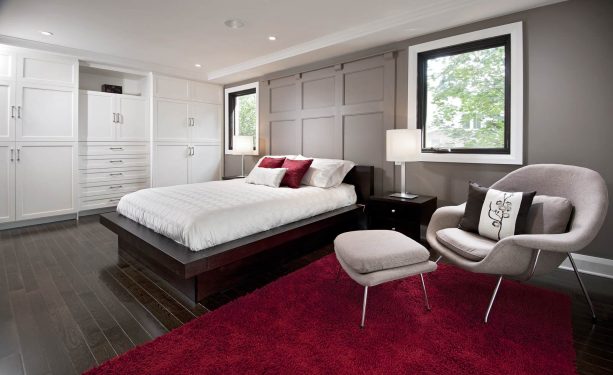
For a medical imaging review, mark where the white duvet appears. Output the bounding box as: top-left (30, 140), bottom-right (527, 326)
top-left (116, 179), bottom-right (357, 251)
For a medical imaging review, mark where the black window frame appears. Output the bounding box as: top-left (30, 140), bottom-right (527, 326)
top-left (227, 87), bottom-right (257, 151)
top-left (416, 34), bottom-right (511, 155)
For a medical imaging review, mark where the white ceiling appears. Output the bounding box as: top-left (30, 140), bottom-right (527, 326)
top-left (0, 0), bottom-right (563, 84)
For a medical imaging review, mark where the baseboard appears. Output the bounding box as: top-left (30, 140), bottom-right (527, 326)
top-left (0, 213), bottom-right (78, 230)
top-left (559, 254), bottom-right (613, 280)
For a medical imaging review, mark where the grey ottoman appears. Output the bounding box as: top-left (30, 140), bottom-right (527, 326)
top-left (334, 230), bottom-right (437, 328)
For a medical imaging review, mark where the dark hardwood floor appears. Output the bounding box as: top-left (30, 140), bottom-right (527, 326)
top-left (0, 215), bottom-right (611, 374)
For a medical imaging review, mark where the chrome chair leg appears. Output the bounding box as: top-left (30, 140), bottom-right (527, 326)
top-left (435, 255), bottom-right (443, 263)
top-left (360, 286), bottom-right (368, 328)
top-left (484, 276), bottom-right (503, 323)
top-left (420, 273), bottom-right (431, 311)
top-left (568, 253), bottom-right (597, 323)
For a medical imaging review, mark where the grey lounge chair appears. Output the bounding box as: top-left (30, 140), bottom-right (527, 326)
top-left (426, 164), bottom-right (608, 323)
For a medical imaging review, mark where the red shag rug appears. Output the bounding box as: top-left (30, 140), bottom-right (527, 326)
top-left (86, 255), bottom-right (576, 375)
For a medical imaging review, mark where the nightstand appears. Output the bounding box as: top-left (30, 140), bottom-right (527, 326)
top-left (222, 176), bottom-right (245, 180)
top-left (367, 194), bottom-right (437, 242)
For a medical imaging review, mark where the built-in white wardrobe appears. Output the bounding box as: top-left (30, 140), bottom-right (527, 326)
top-left (0, 47), bottom-right (78, 224)
top-left (78, 66), bottom-right (151, 210)
top-left (153, 75), bottom-right (222, 187)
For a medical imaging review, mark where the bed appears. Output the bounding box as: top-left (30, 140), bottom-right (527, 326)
top-left (100, 165), bottom-right (374, 303)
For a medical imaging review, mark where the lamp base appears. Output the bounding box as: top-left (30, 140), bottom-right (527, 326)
top-left (389, 192), bottom-right (419, 199)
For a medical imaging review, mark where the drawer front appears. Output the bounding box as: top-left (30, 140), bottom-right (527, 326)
top-left (79, 155), bottom-right (149, 170)
top-left (80, 168), bottom-right (150, 184)
top-left (368, 217), bottom-right (420, 240)
top-left (80, 195), bottom-right (123, 209)
top-left (80, 181), bottom-right (147, 197)
top-left (80, 144), bottom-right (149, 156)
top-left (367, 201), bottom-right (420, 221)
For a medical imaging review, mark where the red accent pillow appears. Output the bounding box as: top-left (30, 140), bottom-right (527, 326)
top-left (259, 157), bottom-right (286, 168)
top-left (281, 159), bottom-right (313, 188)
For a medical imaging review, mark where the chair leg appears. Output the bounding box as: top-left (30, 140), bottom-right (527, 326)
top-left (568, 253), bottom-right (597, 323)
top-left (420, 273), bottom-right (431, 311)
top-left (484, 276), bottom-right (503, 323)
top-left (435, 255), bottom-right (443, 263)
top-left (360, 286), bottom-right (368, 328)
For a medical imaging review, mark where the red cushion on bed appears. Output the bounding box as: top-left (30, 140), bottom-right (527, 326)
top-left (280, 159), bottom-right (313, 188)
top-left (259, 157), bottom-right (286, 168)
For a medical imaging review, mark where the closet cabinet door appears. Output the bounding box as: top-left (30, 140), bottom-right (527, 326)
top-left (79, 91), bottom-right (115, 141)
top-left (116, 96), bottom-right (148, 141)
top-left (189, 145), bottom-right (220, 183)
top-left (15, 142), bottom-right (76, 220)
top-left (154, 143), bottom-right (189, 187)
top-left (0, 49), bottom-right (15, 79)
top-left (0, 80), bottom-right (15, 141)
top-left (16, 52), bottom-right (77, 87)
top-left (16, 83), bottom-right (76, 141)
top-left (189, 102), bottom-right (221, 143)
top-left (0, 142), bottom-right (15, 223)
top-left (154, 99), bottom-right (189, 142)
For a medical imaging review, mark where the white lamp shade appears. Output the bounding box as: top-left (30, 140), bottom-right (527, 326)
top-left (386, 129), bottom-right (421, 162)
top-left (233, 135), bottom-right (254, 154)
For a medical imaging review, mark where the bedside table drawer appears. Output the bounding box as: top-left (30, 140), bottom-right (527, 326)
top-left (368, 217), bottom-right (420, 239)
top-left (367, 201), bottom-right (420, 221)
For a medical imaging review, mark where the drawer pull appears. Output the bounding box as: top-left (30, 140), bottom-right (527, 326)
top-left (109, 185), bottom-right (123, 189)
top-left (109, 198), bottom-right (121, 202)
top-left (109, 160), bottom-right (123, 163)
top-left (109, 172), bottom-right (123, 176)
top-left (391, 209), bottom-right (396, 213)
top-left (109, 147), bottom-right (124, 151)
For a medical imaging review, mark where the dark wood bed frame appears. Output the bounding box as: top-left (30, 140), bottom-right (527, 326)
top-left (100, 165), bottom-right (374, 304)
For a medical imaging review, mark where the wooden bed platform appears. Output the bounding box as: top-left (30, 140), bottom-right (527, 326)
top-left (100, 165), bottom-right (374, 304)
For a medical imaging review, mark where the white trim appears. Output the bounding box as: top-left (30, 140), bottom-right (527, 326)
top-left (224, 82), bottom-right (259, 156)
top-left (559, 254), bottom-right (613, 280)
top-left (407, 22), bottom-right (523, 165)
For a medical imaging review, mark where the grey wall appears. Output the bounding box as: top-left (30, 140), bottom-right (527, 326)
top-left (226, 0), bottom-right (613, 259)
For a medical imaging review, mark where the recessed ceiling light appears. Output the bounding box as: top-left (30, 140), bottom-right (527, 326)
top-left (194, 64), bottom-right (202, 68)
top-left (224, 19), bottom-right (245, 29)
top-left (268, 36), bottom-right (277, 41)
top-left (40, 31), bottom-right (53, 36)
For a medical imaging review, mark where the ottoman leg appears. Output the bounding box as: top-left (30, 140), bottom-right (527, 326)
top-left (420, 274), bottom-right (431, 311)
top-left (361, 286), bottom-right (368, 328)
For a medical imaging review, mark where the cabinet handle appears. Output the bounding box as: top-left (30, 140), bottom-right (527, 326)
top-left (191, 146), bottom-right (195, 156)
top-left (109, 147), bottom-right (124, 151)
top-left (10, 148), bottom-right (14, 162)
top-left (109, 160), bottom-right (123, 163)
top-left (16, 148), bottom-right (20, 161)
top-left (112, 113), bottom-right (116, 123)
top-left (17, 106), bottom-right (21, 119)
top-left (109, 198), bottom-right (121, 203)
top-left (109, 185), bottom-right (123, 189)
top-left (10, 106), bottom-right (15, 118)
top-left (109, 172), bottom-right (123, 176)
top-left (117, 113), bottom-right (122, 124)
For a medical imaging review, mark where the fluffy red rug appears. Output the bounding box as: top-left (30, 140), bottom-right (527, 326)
top-left (86, 255), bottom-right (576, 374)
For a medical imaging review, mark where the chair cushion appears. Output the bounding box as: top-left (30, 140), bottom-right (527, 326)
top-left (334, 230), bottom-right (430, 274)
top-left (527, 195), bottom-right (573, 234)
top-left (436, 228), bottom-right (497, 261)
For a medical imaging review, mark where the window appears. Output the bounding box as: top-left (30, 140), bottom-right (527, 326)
top-left (225, 82), bottom-right (259, 155)
top-left (408, 22), bottom-right (523, 164)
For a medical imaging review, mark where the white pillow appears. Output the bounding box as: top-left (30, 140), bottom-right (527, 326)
top-left (245, 167), bottom-right (287, 188)
top-left (255, 155), bottom-right (296, 167)
top-left (295, 155), bottom-right (355, 188)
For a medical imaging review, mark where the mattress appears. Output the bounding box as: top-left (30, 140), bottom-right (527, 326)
top-left (116, 179), bottom-right (357, 251)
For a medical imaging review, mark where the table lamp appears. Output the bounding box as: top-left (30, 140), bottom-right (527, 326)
top-left (386, 129), bottom-right (421, 199)
top-left (233, 135), bottom-right (254, 177)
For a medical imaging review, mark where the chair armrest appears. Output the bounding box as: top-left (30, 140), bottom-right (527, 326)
top-left (501, 231), bottom-right (588, 253)
top-left (426, 203), bottom-right (466, 238)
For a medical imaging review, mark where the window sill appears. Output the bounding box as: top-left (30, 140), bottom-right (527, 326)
top-left (419, 151), bottom-right (522, 165)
